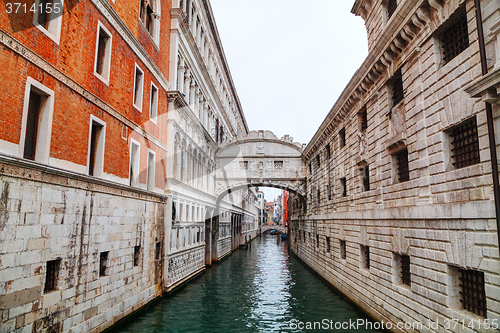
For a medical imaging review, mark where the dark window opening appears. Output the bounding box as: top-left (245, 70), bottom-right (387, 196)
top-left (134, 245), bottom-right (141, 267)
top-left (340, 240), bottom-right (346, 259)
top-left (99, 252), bottom-right (108, 277)
top-left (134, 68), bottom-right (143, 106)
top-left (392, 70), bottom-right (404, 106)
top-left (316, 234), bottom-right (319, 248)
top-left (362, 166), bottom-right (370, 192)
top-left (401, 255), bottom-right (411, 287)
top-left (155, 242), bottom-right (161, 260)
top-left (44, 259), bottom-right (60, 293)
top-left (317, 189), bottom-right (320, 203)
top-left (89, 122), bottom-right (103, 176)
top-left (359, 107), bottom-right (368, 132)
top-left (326, 237), bottom-right (331, 253)
top-left (341, 178), bottom-right (347, 197)
top-left (140, 0), bottom-right (154, 35)
top-left (327, 184), bottom-right (332, 200)
top-left (361, 245), bottom-right (370, 269)
top-left (316, 155), bottom-right (320, 168)
top-left (459, 268), bottom-right (487, 317)
top-left (96, 29), bottom-right (109, 76)
top-left (339, 128), bottom-right (346, 148)
top-left (24, 91), bottom-right (42, 161)
top-left (387, 0), bottom-right (397, 19)
top-left (38, 0), bottom-right (52, 29)
top-left (326, 144), bottom-right (331, 160)
top-left (441, 10), bottom-right (469, 64)
top-left (450, 117), bottom-right (480, 169)
top-left (396, 149), bottom-right (409, 182)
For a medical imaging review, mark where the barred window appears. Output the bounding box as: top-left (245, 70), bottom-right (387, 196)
top-left (99, 252), bottom-right (108, 277)
top-left (450, 117), bottom-right (480, 169)
top-left (44, 259), bottom-right (61, 293)
top-left (326, 144), bottom-right (331, 160)
top-left (401, 255), bottom-right (411, 287)
top-left (339, 128), bottom-right (346, 148)
top-left (459, 269), bottom-right (487, 317)
top-left (387, 0), bottom-right (397, 19)
top-left (341, 177), bottom-right (347, 197)
top-left (396, 149), bottom-right (409, 182)
top-left (360, 245), bottom-right (370, 269)
top-left (441, 11), bottom-right (469, 64)
top-left (392, 70), bottom-right (404, 106)
top-left (326, 237), bottom-right (331, 253)
top-left (340, 240), bottom-right (347, 259)
top-left (362, 166), bottom-right (370, 192)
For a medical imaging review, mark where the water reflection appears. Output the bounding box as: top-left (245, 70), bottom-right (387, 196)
top-left (112, 235), bottom-right (381, 333)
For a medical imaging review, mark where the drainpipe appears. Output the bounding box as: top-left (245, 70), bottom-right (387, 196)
top-left (474, 0), bottom-right (500, 250)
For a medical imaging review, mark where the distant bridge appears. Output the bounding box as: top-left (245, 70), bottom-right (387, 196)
top-left (261, 225), bottom-right (286, 234)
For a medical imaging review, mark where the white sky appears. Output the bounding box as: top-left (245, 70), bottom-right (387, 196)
top-left (209, 1), bottom-right (368, 201)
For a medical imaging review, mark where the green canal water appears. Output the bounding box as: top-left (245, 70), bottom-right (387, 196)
top-left (111, 234), bottom-right (382, 332)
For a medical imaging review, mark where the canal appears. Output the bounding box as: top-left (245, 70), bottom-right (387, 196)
top-left (111, 234), bottom-right (382, 332)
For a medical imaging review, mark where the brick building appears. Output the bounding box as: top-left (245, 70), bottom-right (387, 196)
top-left (290, 0), bottom-right (500, 330)
top-left (0, 0), bottom-right (257, 331)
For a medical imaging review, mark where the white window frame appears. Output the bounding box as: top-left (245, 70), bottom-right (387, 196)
top-left (149, 82), bottom-right (158, 124)
top-left (133, 64), bottom-right (144, 112)
top-left (93, 21), bottom-right (113, 85)
top-left (87, 116), bottom-right (106, 178)
top-left (20, 77), bottom-right (55, 164)
top-left (147, 149), bottom-right (156, 191)
top-left (33, 0), bottom-right (64, 44)
top-left (129, 139), bottom-right (141, 187)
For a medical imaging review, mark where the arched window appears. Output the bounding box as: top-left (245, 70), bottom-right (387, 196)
top-left (139, 0), bottom-right (160, 44)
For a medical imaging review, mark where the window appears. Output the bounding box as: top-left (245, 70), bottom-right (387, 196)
top-left (21, 78), bottom-right (54, 164)
top-left (150, 83), bottom-right (158, 122)
top-left (317, 189), bottom-right (320, 203)
top-left (147, 150), bottom-right (155, 190)
top-left (401, 255), bottom-right (411, 287)
top-left (133, 64), bottom-right (144, 111)
top-left (387, 0), bottom-right (397, 19)
top-left (33, 0), bottom-right (63, 44)
top-left (396, 149), bottom-right (409, 182)
top-left (129, 140), bottom-right (140, 187)
top-left (316, 155), bottom-right (320, 168)
top-left (458, 268), bottom-right (487, 317)
top-left (327, 184), bottom-right (332, 200)
top-left (99, 252), bottom-right (108, 277)
top-left (341, 177), bottom-right (347, 197)
top-left (449, 117), bottom-right (479, 169)
top-left (340, 240), bottom-right (346, 259)
top-left (133, 246), bottom-right (141, 266)
top-left (239, 161), bottom-right (249, 170)
top-left (155, 242), bottom-right (161, 260)
top-left (274, 161), bottom-right (283, 170)
top-left (88, 117), bottom-right (105, 177)
top-left (140, 0), bottom-right (155, 36)
top-left (441, 9), bottom-right (469, 64)
top-left (94, 22), bottom-right (112, 84)
top-left (360, 245), bottom-right (370, 269)
top-left (44, 259), bottom-right (61, 293)
top-left (359, 107), bottom-right (367, 132)
top-left (326, 237), bottom-right (331, 253)
top-left (362, 166), bottom-right (370, 191)
top-left (339, 128), bottom-right (346, 148)
top-left (391, 69), bottom-right (404, 107)
top-left (326, 144), bottom-right (331, 160)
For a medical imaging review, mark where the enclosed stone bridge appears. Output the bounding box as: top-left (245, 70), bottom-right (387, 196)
top-left (214, 130), bottom-right (307, 204)
top-left (261, 225), bottom-right (286, 234)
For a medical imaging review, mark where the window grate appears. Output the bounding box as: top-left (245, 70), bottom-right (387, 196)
top-left (99, 252), bottom-right (108, 277)
top-left (44, 259), bottom-right (60, 293)
top-left (450, 117), bottom-right (480, 169)
top-left (360, 107), bottom-right (368, 132)
top-left (459, 269), bottom-right (487, 317)
top-left (401, 255), bottom-right (411, 287)
top-left (387, 0), bottom-right (397, 19)
top-left (397, 149), bottom-right (409, 182)
top-left (392, 71), bottom-right (404, 106)
top-left (442, 13), bottom-right (469, 64)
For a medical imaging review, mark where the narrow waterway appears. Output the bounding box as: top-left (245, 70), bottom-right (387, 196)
top-left (112, 234), bottom-right (382, 332)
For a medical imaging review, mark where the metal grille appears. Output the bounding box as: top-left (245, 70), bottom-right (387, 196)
top-left (360, 107), bottom-right (368, 132)
top-left (397, 149), bottom-right (409, 182)
top-left (340, 240), bottom-right (346, 259)
top-left (363, 166), bottom-right (370, 191)
top-left (442, 13), bottom-right (469, 63)
top-left (99, 252), bottom-right (108, 277)
top-left (392, 71), bottom-right (404, 106)
top-left (44, 259), bottom-right (60, 293)
top-left (450, 117), bottom-right (480, 169)
top-left (24, 91), bottom-right (41, 160)
top-left (401, 255), bottom-right (411, 287)
top-left (387, 0), bottom-right (397, 19)
top-left (459, 269), bottom-right (487, 317)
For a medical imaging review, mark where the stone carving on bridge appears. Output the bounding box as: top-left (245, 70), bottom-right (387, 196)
top-left (215, 130), bottom-right (307, 200)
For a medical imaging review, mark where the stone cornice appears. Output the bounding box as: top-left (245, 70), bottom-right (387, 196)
top-left (304, 0), bottom-right (431, 160)
top-left (0, 29), bottom-right (168, 153)
top-left (0, 154), bottom-right (167, 202)
top-left (464, 67), bottom-right (500, 99)
top-left (90, 0), bottom-right (170, 91)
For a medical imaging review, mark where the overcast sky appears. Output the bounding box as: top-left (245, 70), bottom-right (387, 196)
top-left (210, 0), bottom-right (368, 201)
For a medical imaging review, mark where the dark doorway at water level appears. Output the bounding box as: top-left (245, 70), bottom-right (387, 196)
top-left (110, 234), bottom-right (382, 332)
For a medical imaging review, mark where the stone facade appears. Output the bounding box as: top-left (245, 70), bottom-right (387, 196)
top-left (290, 0), bottom-right (500, 331)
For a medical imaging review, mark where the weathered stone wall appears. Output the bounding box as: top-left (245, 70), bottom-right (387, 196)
top-left (0, 161), bottom-right (167, 333)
